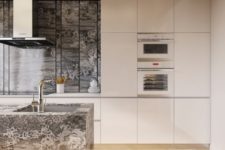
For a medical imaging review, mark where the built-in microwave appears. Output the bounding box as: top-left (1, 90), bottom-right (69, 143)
top-left (138, 33), bottom-right (174, 61)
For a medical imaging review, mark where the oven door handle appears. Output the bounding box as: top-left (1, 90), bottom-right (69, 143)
top-left (137, 68), bottom-right (174, 72)
top-left (138, 39), bottom-right (174, 42)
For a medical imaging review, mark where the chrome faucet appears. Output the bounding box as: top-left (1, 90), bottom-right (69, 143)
top-left (38, 79), bottom-right (52, 112)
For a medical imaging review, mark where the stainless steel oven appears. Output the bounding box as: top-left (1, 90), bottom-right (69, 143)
top-left (138, 68), bottom-right (174, 97)
top-left (138, 33), bottom-right (174, 61)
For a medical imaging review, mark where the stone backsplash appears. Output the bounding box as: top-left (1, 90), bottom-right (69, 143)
top-left (0, 0), bottom-right (101, 95)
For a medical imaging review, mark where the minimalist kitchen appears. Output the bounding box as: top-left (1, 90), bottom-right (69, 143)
top-left (0, 0), bottom-right (225, 150)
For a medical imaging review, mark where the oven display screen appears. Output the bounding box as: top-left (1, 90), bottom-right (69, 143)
top-left (143, 74), bottom-right (168, 91)
top-left (144, 44), bottom-right (168, 54)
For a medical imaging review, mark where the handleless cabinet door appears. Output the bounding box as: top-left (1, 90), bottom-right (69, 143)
top-left (101, 98), bottom-right (137, 143)
top-left (138, 0), bottom-right (174, 33)
top-left (94, 121), bottom-right (101, 144)
top-left (138, 98), bottom-right (174, 143)
top-left (101, 33), bottom-right (137, 97)
top-left (175, 0), bottom-right (211, 32)
top-left (101, 0), bottom-right (137, 32)
top-left (175, 98), bottom-right (210, 143)
top-left (175, 33), bottom-right (210, 97)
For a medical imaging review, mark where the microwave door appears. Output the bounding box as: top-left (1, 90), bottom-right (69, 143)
top-left (138, 69), bottom-right (174, 97)
top-left (138, 40), bottom-right (174, 60)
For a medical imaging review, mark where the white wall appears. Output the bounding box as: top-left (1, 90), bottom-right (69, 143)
top-left (211, 0), bottom-right (225, 149)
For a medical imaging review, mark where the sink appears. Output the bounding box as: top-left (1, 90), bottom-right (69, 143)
top-left (0, 103), bottom-right (94, 150)
top-left (15, 103), bottom-right (88, 113)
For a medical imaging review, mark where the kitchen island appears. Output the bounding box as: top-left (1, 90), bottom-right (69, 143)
top-left (0, 104), bottom-right (94, 150)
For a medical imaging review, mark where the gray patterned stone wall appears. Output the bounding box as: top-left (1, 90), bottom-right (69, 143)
top-left (0, 0), bottom-right (101, 95)
top-left (0, 1), bottom-right (2, 94)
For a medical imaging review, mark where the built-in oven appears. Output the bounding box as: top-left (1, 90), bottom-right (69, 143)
top-left (137, 58), bottom-right (174, 97)
top-left (138, 68), bottom-right (174, 97)
top-left (138, 33), bottom-right (174, 61)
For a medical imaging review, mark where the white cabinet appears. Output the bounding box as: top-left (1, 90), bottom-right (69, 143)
top-left (138, 98), bottom-right (173, 143)
top-left (174, 98), bottom-right (210, 143)
top-left (138, 0), bottom-right (174, 33)
top-left (175, 0), bottom-right (211, 32)
top-left (175, 33), bottom-right (210, 97)
top-left (101, 33), bottom-right (137, 97)
top-left (101, 0), bottom-right (137, 32)
top-left (94, 121), bottom-right (101, 144)
top-left (101, 98), bottom-right (137, 143)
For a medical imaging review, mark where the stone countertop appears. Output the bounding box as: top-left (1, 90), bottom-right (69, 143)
top-left (47, 93), bottom-right (101, 98)
top-left (0, 93), bottom-right (101, 98)
top-left (0, 103), bottom-right (94, 150)
top-left (0, 103), bottom-right (94, 115)
top-left (0, 104), bottom-right (28, 112)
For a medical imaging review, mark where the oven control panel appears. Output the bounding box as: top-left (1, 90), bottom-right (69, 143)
top-left (137, 61), bottom-right (174, 69)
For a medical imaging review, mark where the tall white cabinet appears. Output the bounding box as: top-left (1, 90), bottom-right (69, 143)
top-left (101, 33), bottom-right (137, 97)
top-left (138, 0), bottom-right (174, 33)
top-left (174, 33), bottom-right (210, 97)
top-left (173, 0), bottom-right (211, 144)
top-left (101, 0), bottom-right (137, 97)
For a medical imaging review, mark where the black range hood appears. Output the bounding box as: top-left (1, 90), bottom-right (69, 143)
top-left (0, 0), bottom-right (54, 49)
top-left (0, 37), bottom-right (54, 49)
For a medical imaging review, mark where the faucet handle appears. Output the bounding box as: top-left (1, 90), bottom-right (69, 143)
top-left (31, 100), bottom-right (39, 112)
top-left (32, 93), bottom-right (35, 101)
top-left (43, 79), bottom-right (52, 84)
top-left (32, 94), bottom-right (39, 112)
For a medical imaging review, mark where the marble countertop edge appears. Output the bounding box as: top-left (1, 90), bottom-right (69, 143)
top-left (0, 93), bottom-right (101, 98)
top-left (0, 103), bottom-right (94, 115)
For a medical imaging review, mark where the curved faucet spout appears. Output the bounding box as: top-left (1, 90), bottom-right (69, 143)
top-left (39, 80), bottom-right (44, 101)
top-left (38, 79), bottom-right (52, 112)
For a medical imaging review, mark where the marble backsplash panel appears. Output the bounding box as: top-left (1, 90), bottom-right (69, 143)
top-left (0, 0), bottom-right (101, 95)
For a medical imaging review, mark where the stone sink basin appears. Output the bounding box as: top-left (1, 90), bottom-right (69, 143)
top-left (16, 104), bottom-right (89, 113)
top-left (0, 104), bottom-right (94, 150)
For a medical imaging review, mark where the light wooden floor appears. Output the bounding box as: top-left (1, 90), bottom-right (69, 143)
top-left (93, 144), bottom-right (210, 150)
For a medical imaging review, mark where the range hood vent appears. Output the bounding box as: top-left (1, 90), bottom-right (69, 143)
top-left (0, 0), bottom-right (54, 49)
top-left (0, 38), bottom-right (54, 49)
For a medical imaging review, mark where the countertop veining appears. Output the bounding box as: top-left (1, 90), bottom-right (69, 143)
top-left (0, 103), bottom-right (94, 150)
